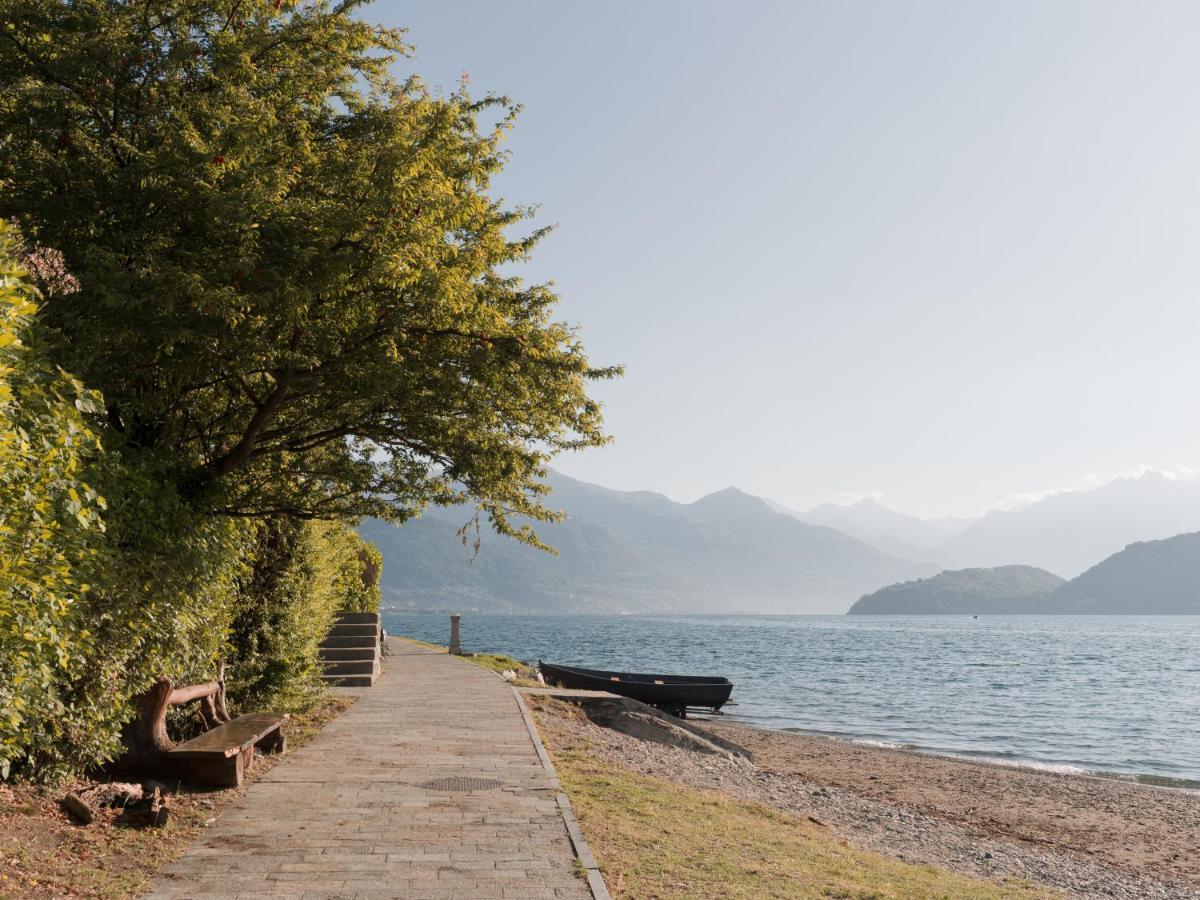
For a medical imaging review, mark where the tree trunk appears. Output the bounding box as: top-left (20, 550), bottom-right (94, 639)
top-left (114, 674), bottom-right (227, 774)
top-left (121, 678), bottom-right (175, 766)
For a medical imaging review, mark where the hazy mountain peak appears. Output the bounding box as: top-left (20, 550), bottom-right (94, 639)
top-left (792, 495), bottom-right (973, 561)
top-left (688, 486), bottom-right (774, 517)
top-left (811, 496), bottom-right (889, 513)
top-left (699, 485), bottom-right (753, 498)
top-left (545, 468), bottom-right (668, 501)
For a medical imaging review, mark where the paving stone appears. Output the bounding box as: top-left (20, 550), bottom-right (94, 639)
top-left (145, 641), bottom-right (591, 899)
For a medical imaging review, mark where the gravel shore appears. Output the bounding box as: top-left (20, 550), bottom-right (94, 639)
top-left (531, 698), bottom-right (1200, 900)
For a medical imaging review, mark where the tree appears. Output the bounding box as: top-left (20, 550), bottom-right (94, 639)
top-left (0, 0), bottom-right (617, 543)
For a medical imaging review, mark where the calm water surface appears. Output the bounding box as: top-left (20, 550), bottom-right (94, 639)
top-left (381, 613), bottom-right (1200, 784)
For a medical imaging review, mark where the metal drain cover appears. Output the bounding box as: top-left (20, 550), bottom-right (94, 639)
top-left (419, 776), bottom-right (503, 792)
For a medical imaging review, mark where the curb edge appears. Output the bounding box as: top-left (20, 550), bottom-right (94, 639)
top-left (512, 688), bottom-right (613, 900)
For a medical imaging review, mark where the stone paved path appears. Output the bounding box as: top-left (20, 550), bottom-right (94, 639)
top-left (146, 641), bottom-right (592, 900)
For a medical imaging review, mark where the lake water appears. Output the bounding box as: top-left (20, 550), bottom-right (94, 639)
top-left (381, 613), bottom-right (1200, 785)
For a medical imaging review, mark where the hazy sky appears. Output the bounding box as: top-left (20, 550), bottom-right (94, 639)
top-left (376, 1), bottom-right (1200, 517)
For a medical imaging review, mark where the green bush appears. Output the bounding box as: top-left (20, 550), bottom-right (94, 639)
top-left (74, 456), bottom-right (252, 752)
top-left (2, 444), bottom-right (252, 780)
top-left (315, 523), bottom-right (382, 615)
top-left (0, 222), bottom-right (254, 779)
top-left (0, 221), bottom-right (107, 780)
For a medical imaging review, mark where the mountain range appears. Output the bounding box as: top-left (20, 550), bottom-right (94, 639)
top-left (361, 471), bottom-right (935, 614)
top-left (784, 472), bottom-right (1200, 579)
top-left (362, 469), bottom-right (1200, 615)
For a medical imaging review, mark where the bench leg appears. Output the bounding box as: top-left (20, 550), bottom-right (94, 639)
top-left (236, 743), bottom-right (253, 782)
top-left (255, 726), bottom-right (286, 756)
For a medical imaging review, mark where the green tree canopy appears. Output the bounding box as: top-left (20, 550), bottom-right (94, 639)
top-left (0, 0), bottom-right (617, 541)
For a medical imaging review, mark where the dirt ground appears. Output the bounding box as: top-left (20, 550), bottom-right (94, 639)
top-left (0, 696), bottom-right (354, 899)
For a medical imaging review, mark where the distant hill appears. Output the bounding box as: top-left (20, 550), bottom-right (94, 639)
top-left (786, 497), bottom-right (973, 563)
top-left (848, 529), bottom-right (1200, 615)
top-left (1049, 531), bottom-right (1200, 614)
top-left (362, 471), bottom-right (936, 614)
top-left (942, 473), bottom-right (1200, 578)
top-left (848, 566), bottom-right (1065, 615)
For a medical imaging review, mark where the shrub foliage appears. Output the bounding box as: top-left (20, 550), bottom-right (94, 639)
top-left (226, 519), bottom-right (379, 713)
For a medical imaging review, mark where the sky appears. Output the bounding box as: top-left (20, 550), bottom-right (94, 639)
top-left (373, 1), bottom-right (1200, 518)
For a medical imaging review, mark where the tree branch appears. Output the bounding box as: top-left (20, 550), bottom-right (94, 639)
top-left (211, 367), bottom-right (294, 477)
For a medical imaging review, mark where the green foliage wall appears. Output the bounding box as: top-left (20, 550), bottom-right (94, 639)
top-left (0, 429), bottom-right (251, 778)
top-left (1, 222), bottom-right (385, 780)
top-left (0, 221), bottom-right (106, 780)
top-left (78, 458), bottom-right (251, 746)
top-left (1, 220), bottom-right (250, 778)
top-left (226, 519), bottom-right (381, 713)
top-left (315, 524), bottom-right (382, 615)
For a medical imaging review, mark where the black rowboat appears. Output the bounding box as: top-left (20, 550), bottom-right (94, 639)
top-left (538, 661), bottom-right (733, 718)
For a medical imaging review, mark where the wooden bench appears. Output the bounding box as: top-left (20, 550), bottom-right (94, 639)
top-left (167, 712), bottom-right (289, 788)
top-left (116, 666), bottom-right (289, 788)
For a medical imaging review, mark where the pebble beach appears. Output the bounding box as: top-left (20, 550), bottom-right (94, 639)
top-left (535, 699), bottom-right (1200, 899)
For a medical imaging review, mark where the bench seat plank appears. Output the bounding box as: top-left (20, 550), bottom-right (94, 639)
top-left (169, 712), bottom-right (287, 758)
top-left (166, 712), bottom-right (288, 787)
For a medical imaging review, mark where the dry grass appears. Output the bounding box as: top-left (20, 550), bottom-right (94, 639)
top-left (391, 636), bottom-right (448, 653)
top-left (531, 699), bottom-right (1052, 900)
top-left (460, 652), bottom-right (544, 688)
top-left (0, 694), bottom-right (355, 900)
top-left (392, 636), bottom-right (543, 687)
top-left (461, 651), bottom-right (522, 672)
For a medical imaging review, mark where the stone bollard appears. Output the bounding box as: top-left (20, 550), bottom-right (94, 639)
top-left (449, 614), bottom-right (462, 656)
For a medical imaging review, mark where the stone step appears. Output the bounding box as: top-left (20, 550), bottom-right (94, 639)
top-left (320, 635), bottom-right (379, 650)
top-left (321, 672), bottom-right (378, 688)
top-left (334, 611), bottom-right (380, 625)
top-left (328, 622), bottom-right (379, 637)
top-left (319, 647), bottom-right (380, 662)
top-left (321, 659), bottom-right (379, 677)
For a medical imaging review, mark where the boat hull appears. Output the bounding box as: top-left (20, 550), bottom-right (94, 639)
top-left (538, 661), bottom-right (733, 714)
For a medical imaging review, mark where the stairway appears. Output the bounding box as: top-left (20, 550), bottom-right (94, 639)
top-left (319, 611), bottom-right (381, 687)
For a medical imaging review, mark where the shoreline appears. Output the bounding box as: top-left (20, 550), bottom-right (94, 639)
top-left (735, 720), bottom-right (1200, 791)
top-left (528, 696), bottom-right (1050, 899)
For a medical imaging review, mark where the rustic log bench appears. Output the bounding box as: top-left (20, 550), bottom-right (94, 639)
top-left (167, 711), bottom-right (288, 788)
top-left (116, 664), bottom-right (289, 788)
